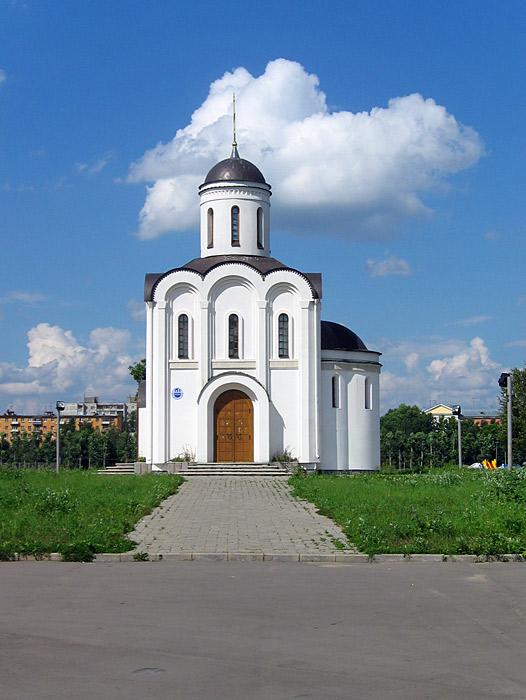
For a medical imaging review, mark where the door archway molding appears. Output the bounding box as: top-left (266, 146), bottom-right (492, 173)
top-left (197, 372), bottom-right (269, 463)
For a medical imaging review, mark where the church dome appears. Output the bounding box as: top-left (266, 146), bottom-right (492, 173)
top-left (321, 321), bottom-right (368, 351)
top-left (202, 145), bottom-right (267, 185)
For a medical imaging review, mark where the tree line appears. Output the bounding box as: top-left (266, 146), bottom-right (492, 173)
top-left (0, 416), bottom-right (137, 469)
top-left (381, 364), bottom-right (526, 470)
top-left (380, 404), bottom-right (502, 469)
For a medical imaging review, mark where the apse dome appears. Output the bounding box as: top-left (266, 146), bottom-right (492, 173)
top-left (321, 320), bottom-right (368, 351)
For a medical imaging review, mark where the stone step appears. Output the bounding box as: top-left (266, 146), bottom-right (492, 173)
top-left (179, 471), bottom-right (287, 477)
top-left (97, 466), bottom-right (135, 475)
top-left (175, 463), bottom-right (290, 477)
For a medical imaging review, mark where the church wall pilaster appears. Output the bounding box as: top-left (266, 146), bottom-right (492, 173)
top-left (199, 300), bottom-right (210, 387)
top-left (298, 300), bottom-right (317, 463)
top-left (144, 301), bottom-right (155, 463)
top-left (152, 300), bottom-right (168, 464)
top-left (256, 300), bottom-right (268, 389)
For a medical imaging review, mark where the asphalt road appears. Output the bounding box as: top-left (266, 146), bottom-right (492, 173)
top-left (1, 561), bottom-right (525, 699)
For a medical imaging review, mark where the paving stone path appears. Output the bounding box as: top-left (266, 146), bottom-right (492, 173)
top-left (130, 476), bottom-right (356, 557)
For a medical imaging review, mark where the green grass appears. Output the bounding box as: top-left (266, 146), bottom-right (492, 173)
top-left (290, 468), bottom-right (526, 556)
top-left (0, 467), bottom-right (183, 560)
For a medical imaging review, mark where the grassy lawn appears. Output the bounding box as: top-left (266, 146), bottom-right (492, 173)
top-left (290, 468), bottom-right (526, 556)
top-left (0, 467), bottom-right (183, 560)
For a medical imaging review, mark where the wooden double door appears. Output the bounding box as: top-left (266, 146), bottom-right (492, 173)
top-left (214, 390), bottom-right (253, 462)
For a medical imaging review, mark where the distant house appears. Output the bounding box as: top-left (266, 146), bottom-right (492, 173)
top-left (425, 404), bottom-right (455, 421)
top-left (424, 404), bottom-right (500, 425)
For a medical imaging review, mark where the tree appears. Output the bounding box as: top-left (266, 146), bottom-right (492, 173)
top-left (500, 364), bottom-right (526, 464)
top-left (129, 359), bottom-right (146, 385)
top-left (381, 404), bottom-right (435, 438)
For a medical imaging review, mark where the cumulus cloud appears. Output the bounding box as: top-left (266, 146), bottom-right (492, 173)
top-left (379, 335), bottom-right (501, 411)
top-left (365, 255), bottom-right (411, 278)
top-left (128, 59), bottom-right (484, 241)
top-left (0, 323), bottom-right (137, 411)
top-left (426, 337), bottom-right (499, 384)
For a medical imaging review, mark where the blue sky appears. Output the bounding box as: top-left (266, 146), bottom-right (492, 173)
top-left (1, 0), bottom-right (525, 415)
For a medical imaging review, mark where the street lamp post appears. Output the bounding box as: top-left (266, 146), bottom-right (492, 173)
top-left (498, 373), bottom-right (512, 469)
top-left (55, 401), bottom-right (65, 474)
top-left (452, 405), bottom-right (462, 469)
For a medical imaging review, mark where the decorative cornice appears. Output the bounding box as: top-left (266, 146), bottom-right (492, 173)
top-left (147, 258), bottom-right (321, 301)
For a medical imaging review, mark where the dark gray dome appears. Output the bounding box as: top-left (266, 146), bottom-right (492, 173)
top-left (202, 146), bottom-right (267, 185)
top-left (321, 321), bottom-right (367, 351)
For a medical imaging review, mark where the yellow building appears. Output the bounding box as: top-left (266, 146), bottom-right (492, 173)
top-left (0, 410), bottom-right (122, 445)
top-left (424, 404), bottom-right (455, 421)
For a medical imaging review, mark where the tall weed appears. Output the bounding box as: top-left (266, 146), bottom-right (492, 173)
top-left (290, 469), bottom-right (526, 555)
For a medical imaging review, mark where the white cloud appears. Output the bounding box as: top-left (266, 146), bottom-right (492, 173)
top-left (0, 69), bottom-right (6, 86)
top-left (426, 337), bottom-right (499, 385)
top-left (448, 315), bottom-right (493, 327)
top-left (1, 182), bottom-right (36, 193)
top-left (379, 335), bottom-right (501, 412)
top-left (365, 255), bottom-right (411, 278)
top-left (75, 150), bottom-right (116, 175)
top-left (127, 299), bottom-right (146, 322)
top-left (128, 59), bottom-right (484, 241)
top-left (403, 352), bottom-right (420, 372)
top-left (0, 290), bottom-right (47, 304)
top-left (0, 323), bottom-right (138, 411)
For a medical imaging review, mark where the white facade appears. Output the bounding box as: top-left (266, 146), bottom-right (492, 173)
top-left (138, 148), bottom-right (381, 470)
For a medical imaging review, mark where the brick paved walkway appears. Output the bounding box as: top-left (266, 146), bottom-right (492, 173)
top-left (130, 476), bottom-right (355, 557)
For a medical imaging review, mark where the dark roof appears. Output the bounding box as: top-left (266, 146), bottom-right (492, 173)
top-left (321, 321), bottom-right (368, 351)
top-left (144, 255), bottom-right (322, 301)
top-left (201, 146), bottom-right (267, 186)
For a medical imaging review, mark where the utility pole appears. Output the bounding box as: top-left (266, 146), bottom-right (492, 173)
top-left (498, 373), bottom-right (513, 469)
top-left (452, 406), bottom-right (462, 468)
top-left (55, 401), bottom-right (65, 474)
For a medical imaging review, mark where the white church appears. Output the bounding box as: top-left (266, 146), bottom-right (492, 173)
top-left (137, 142), bottom-right (381, 471)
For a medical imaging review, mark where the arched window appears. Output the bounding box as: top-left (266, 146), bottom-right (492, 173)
top-left (231, 206), bottom-right (240, 246)
top-left (178, 314), bottom-right (189, 359)
top-left (257, 207), bottom-right (263, 249)
top-left (332, 375), bottom-right (340, 408)
top-left (365, 377), bottom-right (372, 410)
top-left (207, 208), bottom-right (214, 248)
top-left (278, 313), bottom-right (289, 358)
top-left (228, 314), bottom-right (239, 358)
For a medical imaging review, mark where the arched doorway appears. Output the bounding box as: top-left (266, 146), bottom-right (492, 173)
top-left (214, 390), bottom-right (253, 462)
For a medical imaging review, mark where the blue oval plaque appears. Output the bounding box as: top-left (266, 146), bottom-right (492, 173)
top-left (172, 387), bottom-right (183, 400)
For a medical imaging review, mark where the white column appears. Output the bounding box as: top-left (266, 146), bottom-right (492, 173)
top-left (298, 300), bottom-right (315, 463)
top-left (145, 301), bottom-right (155, 463)
top-left (152, 300), bottom-right (168, 464)
top-left (312, 300), bottom-right (321, 463)
top-left (199, 300), bottom-right (210, 388)
top-left (256, 300), bottom-right (268, 388)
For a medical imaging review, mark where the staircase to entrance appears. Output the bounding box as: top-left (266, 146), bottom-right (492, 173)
top-left (171, 462), bottom-right (290, 477)
top-left (97, 462), bottom-right (292, 476)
